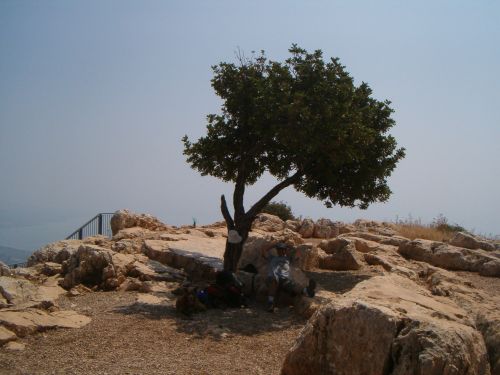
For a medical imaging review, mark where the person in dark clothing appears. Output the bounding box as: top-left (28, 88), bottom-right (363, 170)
top-left (261, 242), bottom-right (316, 312)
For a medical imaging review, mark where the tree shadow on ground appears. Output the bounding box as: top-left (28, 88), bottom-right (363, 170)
top-left (305, 270), bottom-right (374, 294)
top-left (113, 293), bottom-right (306, 340)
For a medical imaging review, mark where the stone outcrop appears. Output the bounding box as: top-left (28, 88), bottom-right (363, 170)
top-left (252, 213), bottom-right (285, 232)
top-left (281, 275), bottom-right (491, 375)
top-left (27, 240), bottom-right (81, 266)
top-left (0, 325), bottom-right (16, 345)
top-left (61, 244), bottom-right (119, 290)
top-left (298, 219), bottom-right (315, 238)
top-left (110, 209), bottom-right (170, 236)
top-left (450, 232), bottom-right (496, 252)
top-left (0, 276), bottom-right (65, 309)
top-left (399, 239), bottom-right (500, 277)
top-left (313, 218), bottom-right (340, 239)
top-left (285, 220), bottom-right (301, 232)
top-left (0, 262), bottom-right (11, 276)
top-left (142, 240), bottom-right (221, 280)
top-left (317, 239), bottom-right (364, 271)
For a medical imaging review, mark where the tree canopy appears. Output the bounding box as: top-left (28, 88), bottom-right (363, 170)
top-left (182, 45), bottom-right (405, 270)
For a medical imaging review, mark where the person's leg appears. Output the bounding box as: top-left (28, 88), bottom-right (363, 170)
top-left (266, 276), bottom-right (279, 311)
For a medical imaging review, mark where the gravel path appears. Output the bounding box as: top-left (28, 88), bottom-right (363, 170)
top-left (0, 285), bottom-right (306, 375)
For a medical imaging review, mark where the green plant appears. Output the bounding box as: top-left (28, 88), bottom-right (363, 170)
top-left (262, 201), bottom-right (296, 221)
top-left (183, 45), bottom-right (405, 271)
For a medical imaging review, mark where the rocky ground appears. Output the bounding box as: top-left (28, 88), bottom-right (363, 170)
top-left (0, 210), bottom-right (499, 375)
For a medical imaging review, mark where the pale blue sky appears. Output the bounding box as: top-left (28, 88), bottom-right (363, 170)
top-left (1, 1), bottom-right (499, 251)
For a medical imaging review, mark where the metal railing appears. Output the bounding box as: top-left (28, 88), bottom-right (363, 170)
top-left (66, 213), bottom-right (115, 240)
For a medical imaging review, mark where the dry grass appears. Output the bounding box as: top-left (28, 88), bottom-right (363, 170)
top-left (394, 223), bottom-right (454, 242)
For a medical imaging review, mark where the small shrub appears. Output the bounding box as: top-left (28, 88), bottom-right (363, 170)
top-left (261, 201), bottom-right (296, 221)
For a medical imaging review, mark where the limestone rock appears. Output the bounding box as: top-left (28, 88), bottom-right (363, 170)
top-left (112, 238), bottom-right (145, 253)
top-left (112, 227), bottom-right (156, 241)
top-left (337, 223), bottom-right (355, 234)
top-left (61, 245), bottom-right (117, 289)
top-left (450, 232), bottom-right (495, 252)
top-left (238, 232), bottom-right (306, 276)
top-left (0, 276), bottom-right (65, 309)
top-left (143, 240), bottom-right (221, 280)
top-left (313, 218), bottom-right (340, 239)
top-left (4, 341), bottom-right (25, 351)
top-left (40, 262), bottom-right (63, 276)
top-left (127, 259), bottom-right (185, 282)
top-left (110, 209), bottom-right (170, 236)
top-left (318, 242), bottom-right (364, 271)
top-left (281, 275), bottom-right (490, 375)
top-left (477, 314), bottom-right (500, 375)
top-left (252, 213), bottom-right (285, 232)
top-left (298, 219), bottom-right (315, 238)
top-left (285, 220), bottom-right (301, 232)
top-left (0, 326), bottom-right (17, 345)
top-left (318, 238), bottom-right (350, 254)
top-left (295, 244), bottom-right (320, 271)
top-left (27, 240), bottom-right (81, 266)
top-left (399, 239), bottom-right (500, 276)
top-left (0, 261), bottom-right (11, 276)
top-left (0, 309), bottom-right (91, 337)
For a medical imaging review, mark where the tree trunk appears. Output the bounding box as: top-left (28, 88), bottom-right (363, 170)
top-left (220, 171), bottom-right (302, 272)
top-left (222, 225), bottom-right (250, 272)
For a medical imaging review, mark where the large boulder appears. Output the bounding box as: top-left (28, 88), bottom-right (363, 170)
top-left (477, 314), bottom-right (500, 375)
top-left (313, 219), bottom-right (339, 239)
top-left (281, 275), bottom-right (490, 375)
top-left (285, 220), bottom-right (301, 232)
top-left (0, 262), bottom-right (11, 277)
top-left (399, 239), bottom-right (500, 277)
top-left (450, 232), bottom-right (495, 252)
top-left (317, 240), bottom-right (364, 271)
top-left (61, 245), bottom-right (121, 290)
top-left (252, 213), bottom-right (285, 232)
top-left (110, 209), bottom-right (170, 236)
top-left (142, 240), bottom-right (221, 280)
top-left (27, 240), bottom-right (82, 266)
top-left (298, 219), bottom-right (315, 238)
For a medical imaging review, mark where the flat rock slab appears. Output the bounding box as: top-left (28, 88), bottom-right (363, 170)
top-left (3, 341), bottom-right (25, 351)
top-left (143, 240), bottom-right (223, 280)
top-left (0, 276), bottom-right (65, 309)
top-left (0, 309), bottom-right (91, 337)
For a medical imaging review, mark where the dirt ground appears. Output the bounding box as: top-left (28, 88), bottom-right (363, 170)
top-left (0, 269), bottom-right (380, 375)
top-left (0, 284), bottom-right (308, 375)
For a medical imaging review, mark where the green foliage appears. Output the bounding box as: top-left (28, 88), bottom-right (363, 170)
top-left (183, 45), bottom-right (405, 211)
top-left (262, 201), bottom-right (296, 221)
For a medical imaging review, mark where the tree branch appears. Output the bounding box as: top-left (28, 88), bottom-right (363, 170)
top-left (246, 171), bottom-right (303, 219)
top-left (220, 195), bottom-right (235, 229)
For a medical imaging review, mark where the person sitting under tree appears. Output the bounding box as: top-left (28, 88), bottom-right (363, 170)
top-left (261, 242), bottom-right (316, 312)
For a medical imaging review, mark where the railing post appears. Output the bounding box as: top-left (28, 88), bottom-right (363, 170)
top-left (78, 228), bottom-right (83, 240)
top-left (98, 214), bottom-right (103, 235)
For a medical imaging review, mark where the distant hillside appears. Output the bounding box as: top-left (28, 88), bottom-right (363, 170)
top-left (0, 245), bottom-right (32, 265)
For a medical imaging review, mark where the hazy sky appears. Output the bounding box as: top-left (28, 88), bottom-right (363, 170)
top-left (1, 1), bottom-right (499, 251)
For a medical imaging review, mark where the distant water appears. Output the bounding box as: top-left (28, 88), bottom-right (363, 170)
top-left (0, 245), bottom-right (32, 265)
